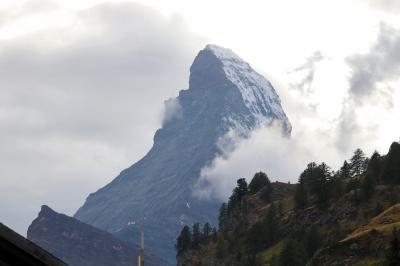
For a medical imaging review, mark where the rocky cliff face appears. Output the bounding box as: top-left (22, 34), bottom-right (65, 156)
top-left (27, 205), bottom-right (167, 266)
top-left (74, 44), bottom-right (291, 263)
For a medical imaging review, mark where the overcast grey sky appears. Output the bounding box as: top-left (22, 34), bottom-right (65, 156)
top-left (0, 0), bottom-right (399, 235)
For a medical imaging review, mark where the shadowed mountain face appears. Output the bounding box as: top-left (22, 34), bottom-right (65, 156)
top-left (27, 205), bottom-right (167, 266)
top-left (74, 44), bottom-right (291, 263)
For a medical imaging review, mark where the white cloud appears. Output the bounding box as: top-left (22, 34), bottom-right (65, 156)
top-left (194, 121), bottom-right (342, 201)
top-left (161, 98), bottom-right (182, 125)
top-left (346, 23), bottom-right (400, 103)
top-left (0, 1), bottom-right (204, 235)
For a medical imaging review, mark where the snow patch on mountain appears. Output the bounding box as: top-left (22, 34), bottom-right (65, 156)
top-left (205, 44), bottom-right (291, 132)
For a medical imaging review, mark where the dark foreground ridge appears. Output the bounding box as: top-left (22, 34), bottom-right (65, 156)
top-left (0, 222), bottom-right (67, 266)
top-left (28, 205), bottom-right (168, 266)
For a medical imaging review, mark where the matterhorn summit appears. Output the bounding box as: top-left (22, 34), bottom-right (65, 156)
top-left (74, 44), bottom-right (291, 263)
top-left (205, 44), bottom-right (290, 134)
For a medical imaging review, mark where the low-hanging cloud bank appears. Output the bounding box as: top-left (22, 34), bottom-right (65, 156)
top-left (194, 121), bottom-right (343, 201)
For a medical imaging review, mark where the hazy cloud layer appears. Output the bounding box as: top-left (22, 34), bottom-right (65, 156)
top-left (0, 2), bottom-right (203, 235)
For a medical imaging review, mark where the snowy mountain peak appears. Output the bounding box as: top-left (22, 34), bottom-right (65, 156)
top-left (75, 45), bottom-right (292, 263)
top-left (205, 44), bottom-right (245, 64)
top-left (204, 44), bottom-right (291, 134)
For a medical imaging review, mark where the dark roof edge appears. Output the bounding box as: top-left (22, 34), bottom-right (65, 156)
top-left (0, 223), bottom-right (67, 265)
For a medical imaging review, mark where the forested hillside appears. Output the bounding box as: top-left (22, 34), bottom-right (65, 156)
top-left (176, 141), bottom-right (400, 266)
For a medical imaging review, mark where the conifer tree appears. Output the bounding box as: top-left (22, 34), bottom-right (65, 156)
top-left (296, 162), bottom-right (332, 209)
top-left (329, 172), bottom-right (344, 200)
top-left (176, 226), bottom-right (191, 255)
top-left (218, 203), bottom-right (227, 229)
top-left (303, 162), bottom-right (318, 186)
top-left (382, 142), bottom-right (400, 184)
top-left (203, 222), bottom-right (211, 239)
top-left (228, 178), bottom-right (248, 209)
top-left (295, 174), bottom-right (308, 210)
top-left (368, 151), bottom-right (382, 180)
top-left (362, 152), bottom-right (380, 199)
top-left (350, 148), bottom-right (367, 176)
top-left (237, 178), bottom-right (248, 198)
top-left (340, 160), bottom-right (351, 178)
top-left (303, 162), bottom-right (321, 195)
top-left (315, 163), bottom-right (331, 209)
top-left (363, 157), bottom-right (370, 174)
top-left (248, 172), bottom-right (271, 194)
top-left (192, 223), bottom-right (201, 249)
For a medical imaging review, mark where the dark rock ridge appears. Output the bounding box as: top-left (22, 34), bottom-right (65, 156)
top-left (27, 205), bottom-right (167, 266)
top-left (74, 44), bottom-right (291, 263)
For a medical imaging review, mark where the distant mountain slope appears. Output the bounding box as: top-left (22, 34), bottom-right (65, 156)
top-left (27, 205), bottom-right (167, 266)
top-left (74, 44), bottom-right (291, 263)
